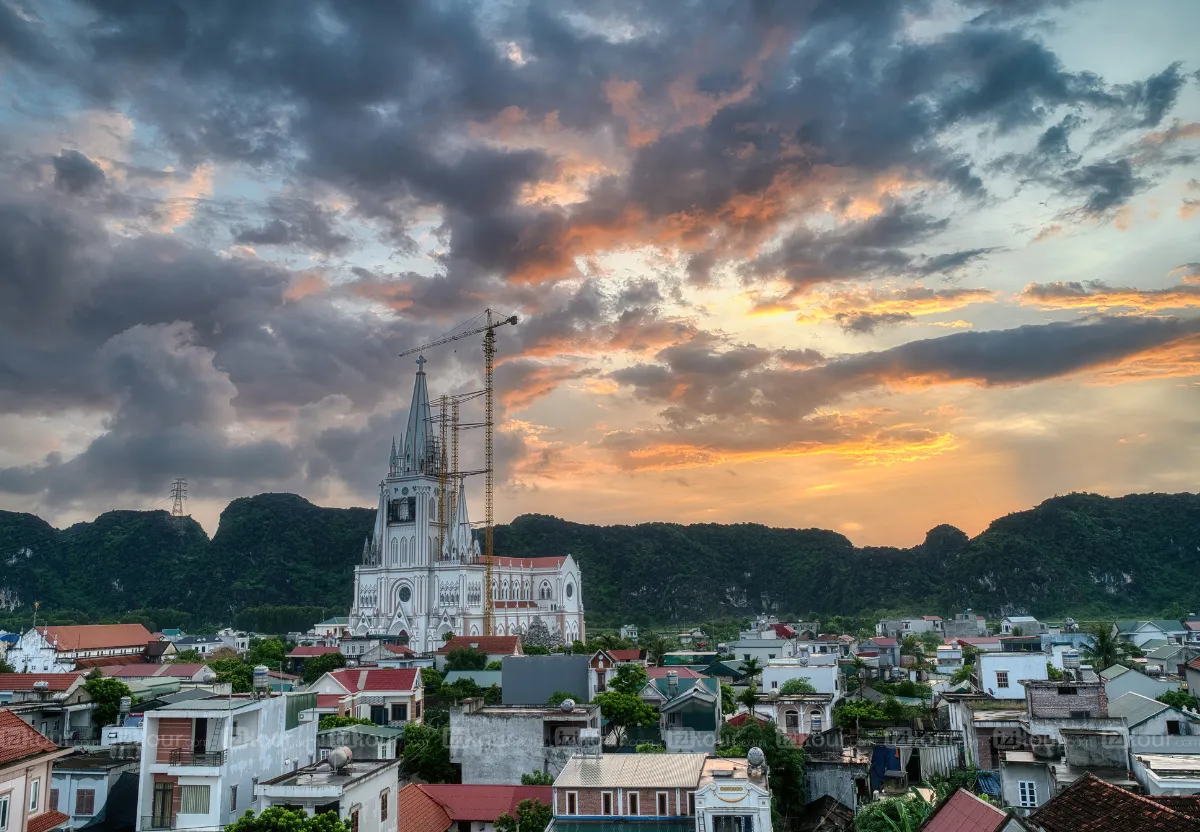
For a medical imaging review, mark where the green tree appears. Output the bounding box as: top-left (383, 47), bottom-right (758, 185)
top-left (546, 690), bottom-right (581, 706)
top-left (302, 651), bottom-right (348, 685)
top-left (717, 718), bottom-right (805, 826)
top-left (919, 631), bottom-right (943, 652)
top-left (442, 631), bottom-right (456, 642)
top-left (485, 660), bottom-right (503, 671)
top-left (636, 742), bottom-right (666, 753)
top-left (720, 683), bottom-right (736, 714)
top-left (495, 799), bottom-right (552, 832)
top-left (834, 699), bottom-right (884, 731)
top-left (172, 648), bottom-right (205, 663)
top-left (401, 723), bottom-right (458, 783)
top-left (84, 676), bottom-right (134, 728)
top-left (1082, 625), bottom-right (1134, 671)
top-left (1046, 663), bottom-right (1064, 681)
top-left (225, 806), bottom-right (350, 832)
top-left (1158, 690), bottom-right (1200, 710)
top-left (593, 690), bottom-right (658, 746)
top-left (483, 684), bottom-right (502, 705)
top-left (420, 667), bottom-right (443, 691)
top-left (0, 657), bottom-right (13, 674)
top-left (445, 647), bottom-right (488, 671)
top-left (779, 678), bottom-right (816, 695)
top-left (853, 789), bottom-right (935, 832)
top-left (900, 634), bottom-right (921, 656)
top-left (610, 663), bottom-right (649, 696)
top-left (523, 645), bottom-right (550, 655)
top-left (520, 771), bottom-right (555, 785)
top-left (738, 684), bottom-right (759, 713)
top-left (246, 638), bottom-right (287, 667)
top-left (210, 658), bottom-right (253, 693)
top-left (740, 657), bottom-right (762, 685)
top-left (318, 715), bottom-right (375, 731)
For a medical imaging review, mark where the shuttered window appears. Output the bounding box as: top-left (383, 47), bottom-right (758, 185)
top-left (181, 785), bottom-right (211, 814)
top-left (76, 790), bottom-right (96, 816)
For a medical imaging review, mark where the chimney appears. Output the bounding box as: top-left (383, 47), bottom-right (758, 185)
top-left (666, 670), bottom-right (679, 698)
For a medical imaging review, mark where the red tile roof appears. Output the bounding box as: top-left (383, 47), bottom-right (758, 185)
top-left (1188, 656), bottom-right (1200, 671)
top-left (436, 636), bottom-right (521, 656)
top-left (646, 666), bottom-right (703, 679)
top-left (328, 668), bottom-right (420, 692)
top-left (921, 789), bottom-right (1006, 832)
top-left (0, 673), bottom-right (85, 692)
top-left (0, 709), bottom-right (61, 765)
top-left (316, 694), bottom-right (346, 710)
top-left (726, 713), bottom-right (769, 728)
top-left (490, 556), bottom-right (567, 569)
top-left (1030, 774), bottom-right (1200, 832)
top-left (406, 784), bottom-right (552, 829)
top-left (75, 654), bottom-right (149, 669)
top-left (608, 649), bottom-right (642, 662)
top-left (1149, 796), bottom-right (1200, 817)
top-left (770, 623), bottom-right (797, 639)
top-left (922, 616), bottom-right (943, 621)
top-left (384, 644), bottom-right (417, 656)
top-left (27, 809), bottom-right (72, 832)
top-left (38, 624), bottom-right (155, 651)
top-left (1184, 621), bottom-right (1200, 631)
top-left (868, 637), bottom-right (898, 647)
top-left (784, 732), bottom-right (809, 747)
top-left (399, 783), bottom-right (452, 832)
top-left (288, 645), bottom-right (342, 658)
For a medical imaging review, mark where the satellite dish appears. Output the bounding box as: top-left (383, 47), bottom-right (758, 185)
top-left (747, 747), bottom-right (765, 768)
top-left (560, 698), bottom-right (576, 712)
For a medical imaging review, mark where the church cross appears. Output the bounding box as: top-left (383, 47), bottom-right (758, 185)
top-left (416, 354), bottom-right (427, 370)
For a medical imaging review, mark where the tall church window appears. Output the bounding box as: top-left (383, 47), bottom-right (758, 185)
top-left (401, 538), bottom-right (407, 565)
top-left (539, 581), bottom-right (552, 601)
top-left (390, 539), bottom-right (398, 565)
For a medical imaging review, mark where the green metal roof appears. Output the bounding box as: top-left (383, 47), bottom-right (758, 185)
top-left (318, 616), bottom-right (350, 626)
top-left (1108, 692), bottom-right (1170, 726)
top-left (1099, 665), bottom-right (1130, 680)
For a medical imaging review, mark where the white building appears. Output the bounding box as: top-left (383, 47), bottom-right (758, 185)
top-left (761, 660), bottom-right (840, 697)
top-left (52, 749), bottom-right (140, 830)
top-left (935, 645), bottom-right (964, 675)
top-left (348, 358), bottom-right (586, 650)
top-left (7, 625), bottom-right (155, 673)
top-left (1001, 617), bottom-right (1044, 636)
top-left (307, 668), bottom-right (424, 727)
top-left (694, 756), bottom-right (772, 832)
top-left (256, 757), bottom-right (401, 832)
top-left (134, 692), bottom-right (317, 832)
top-left (975, 652), bottom-right (1049, 700)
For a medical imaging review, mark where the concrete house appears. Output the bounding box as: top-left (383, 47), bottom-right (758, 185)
top-left (1100, 664), bottom-right (1179, 702)
top-left (307, 668), bottom-right (424, 727)
top-left (450, 698), bottom-right (601, 785)
top-left (1109, 692), bottom-right (1200, 750)
top-left (1113, 620), bottom-right (1188, 648)
top-left (588, 649), bottom-right (643, 697)
top-left (101, 664), bottom-right (217, 686)
top-left (1001, 617), bottom-right (1044, 636)
top-left (975, 652), bottom-right (1049, 700)
top-left (0, 709), bottom-right (73, 832)
top-left (398, 784), bottom-right (552, 832)
top-left (133, 692), bottom-right (318, 831)
top-left (256, 757), bottom-right (402, 832)
top-left (753, 693), bottom-right (835, 741)
top-left (761, 660), bottom-right (840, 698)
top-left (51, 749), bottom-right (140, 830)
top-left (857, 638), bottom-right (899, 668)
top-left (0, 674), bottom-right (95, 746)
top-left (943, 610), bottom-right (989, 639)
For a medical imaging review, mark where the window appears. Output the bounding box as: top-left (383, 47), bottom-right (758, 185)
top-left (50, 790), bottom-right (59, 811)
top-left (1069, 710), bottom-right (1091, 720)
top-left (1057, 686), bottom-right (1078, 696)
top-left (350, 809), bottom-right (360, 832)
top-left (1018, 780), bottom-right (1037, 807)
top-left (628, 793), bottom-right (640, 816)
top-left (230, 785), bottom-right (238, 812)
top-left (995, 671), bottom-right (1010, 689)
top-left (771, 680), bottom-right (778, 689)
top-left (686, 792), bottom-right (695, 816)
top-left (180, 784), bottom-right (211, 814)
top-left (1, 795), bottom-right (9, 831)
top-left (1167, 720), bottom-right (1182, 736)
top-left (29, 779), bottom-right (39, 811)
top-left (601, 792), bottom-right (614, 816)
top-left (391, 703), bottom-right (408, 722)
top-left (713, 817), bottom-right (754, 832)
top-left (656, 792), bottom-right (669, 816)
top-left (380, 790), bottom-right (389, 821)
top-left (565, 793), bottom-right (578, 816)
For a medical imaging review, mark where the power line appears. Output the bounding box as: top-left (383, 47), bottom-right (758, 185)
top-left (170, 478), bottom-right (188, 517)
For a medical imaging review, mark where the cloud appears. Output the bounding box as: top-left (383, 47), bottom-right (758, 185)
top-left (793, 285), bottom-right (999, 333)
top-left (1060, 159), bottom-right (1147, 216)
top-left (1020, 279), bottom-right (1200, 312)
top-left (51, 150), bottom-right (106, 194)
top-left (234, 197), bottom-right (353, 255)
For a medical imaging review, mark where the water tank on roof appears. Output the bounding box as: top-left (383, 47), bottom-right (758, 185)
top-left (1062, 650), bottom-right (1080, 670)
top-left (33, 680), bottom-right (49, 691)
top-left (253, 665), bottom-right (270, 693)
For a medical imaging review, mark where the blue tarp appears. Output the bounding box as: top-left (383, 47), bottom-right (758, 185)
top-left (976, 770), bottom-right (1002, 800)
top-left (870, 746), bottom-right (900, 791)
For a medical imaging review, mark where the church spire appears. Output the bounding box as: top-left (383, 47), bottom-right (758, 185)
top-left (401, 355), bottom-right (432, 473)
top-left (389, 436), bottom-right (398, 475)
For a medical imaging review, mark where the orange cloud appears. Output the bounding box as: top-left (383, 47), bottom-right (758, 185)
top-left (790, 285), bottom-right (998, 329)
top-left (1020, 280), bottom-right (1200, 312)
top-left (284, 270), bottom-right (329, 302)
top-left (498, 361), bottom-right (592, 411)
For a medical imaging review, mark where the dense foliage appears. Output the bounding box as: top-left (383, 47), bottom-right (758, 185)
top-left (444, 647), bottom-right (487, 671)
top-left (226, 807), bottom-right (349, 832)
top-left (302, 651), bottom-right (347, 685)
top-left (4, 491), bottom-right (1200, 627)
top-left (318, 715), bottom-right (375, 731)
top-left (1158, 690), bottom-right (1200, 711)
top-left (520, 771), bottom-right (555, 785)
top-left (717, 719), bottom-right (805, 827)
top-left (84, 675), bottom-right (134, 729)
top-left (495, 800), bottom-right (551, 832)
top-left (401, 722), bottom-right (458, 783)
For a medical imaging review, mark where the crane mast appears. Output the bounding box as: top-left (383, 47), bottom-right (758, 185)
top-left (398, 309), bottom-right (518, 636)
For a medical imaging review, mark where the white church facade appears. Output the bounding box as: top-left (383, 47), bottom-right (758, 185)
top-left (347, 357), bottom-right (586, 652)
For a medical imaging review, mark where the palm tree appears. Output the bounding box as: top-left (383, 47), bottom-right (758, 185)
top-left (1082, 624), bottom-right (1131, 671)
top-left (740, 657), bottom-right (762, 686)
top-left (848, 655), bottom-right (868, 699)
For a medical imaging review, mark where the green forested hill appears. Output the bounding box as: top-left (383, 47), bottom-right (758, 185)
top-left (1, 491), bottom-right (1197, 631)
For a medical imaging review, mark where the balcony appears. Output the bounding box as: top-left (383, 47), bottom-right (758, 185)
top-left (143, 816), bottom-right (177, 830)
top-left (167, 748), bottom-right (228, 766)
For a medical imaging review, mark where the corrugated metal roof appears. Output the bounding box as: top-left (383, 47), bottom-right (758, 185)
top-left (555, 754), bottom-right (706, 789)
top-left (1100, 665), bottom-right (1130, 679)
top-left (1108, 692), bottom-right (1169, 726)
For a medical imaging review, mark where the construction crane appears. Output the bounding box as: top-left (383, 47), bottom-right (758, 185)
top-left (398, 309), bottom-right (519, 634)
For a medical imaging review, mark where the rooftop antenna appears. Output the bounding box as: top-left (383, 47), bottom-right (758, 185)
top-left (170, 478), bottom-right (188, 517)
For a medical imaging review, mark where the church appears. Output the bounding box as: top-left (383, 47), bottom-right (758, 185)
top-left (347, 357), bottom-right (586, 652)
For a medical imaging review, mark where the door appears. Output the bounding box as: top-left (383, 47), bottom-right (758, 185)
top-left (371, 705), bottom-right (387, 725)
top-left (193, 718), bottom-right (208, 753)
top-left (152, 782), bottom-right (174, 829)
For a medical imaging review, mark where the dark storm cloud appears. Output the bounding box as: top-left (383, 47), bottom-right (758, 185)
top-left (234, 197), bottom-right (352, 255)
top-left (837, 311), bottom-right (915, 334)
top-left (52, 150), bottom-right (106, 194)
top-left (1062, 159), bottom-right (1146, 215)
top-left (611, 316), bottom-right (1200, 426)
top-left (0, 0), bottom-right (1176, 298)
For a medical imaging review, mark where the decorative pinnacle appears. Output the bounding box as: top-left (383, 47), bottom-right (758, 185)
top-left (416, 354), bottom-right (427, 371)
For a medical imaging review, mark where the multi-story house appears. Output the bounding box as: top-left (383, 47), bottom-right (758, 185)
top-left (975, 652), bottom-right (1049, 700)
top-left (307, 668), bottom-right (424, 727)
top-left (52, 748), bottom-right (140, 830)
top-left (857, 638), bottom-right (900, 669)
top-left (1001, 617), bottom-right (1045, 636)
top-left (639, 670), bottom-right (721, 754)
top-left (133, 691), bottom-right (317, 832)
top-left (450, 698), bottom-right (601, 784)
top-left (256, 757), bottom-right (402, 832)
top-left (588, 649), bottom-right (644, 697)
top-left (760, 660), bottom-right (841, 698)
top-left (943, 610), bottom-right (988, 639)
top-left (550, 753), bottom-right (772, 832)
top-left (876, 617), bottom-right (945, 639)
top-left (7, 626), bottom-right (157, 674)
top-left (753, 693), bottom-right (834, 742)
top-left (0, 709), bottom-right (73, 832)
top-left (0, 674), bottom-right (95, 746)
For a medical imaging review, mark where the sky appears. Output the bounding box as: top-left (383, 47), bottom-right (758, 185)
top-left (1, 0), bottom-right (1198, 546)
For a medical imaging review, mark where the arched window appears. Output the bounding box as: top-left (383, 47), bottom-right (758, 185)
top-left (390, 538), bottom-right (398, 565)
top-left (539, 581), bottom-right (552, 601)
top-left (784, 710), bottom-right (800, 731)
top-left (429, 497), bottom-right (436, 519)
